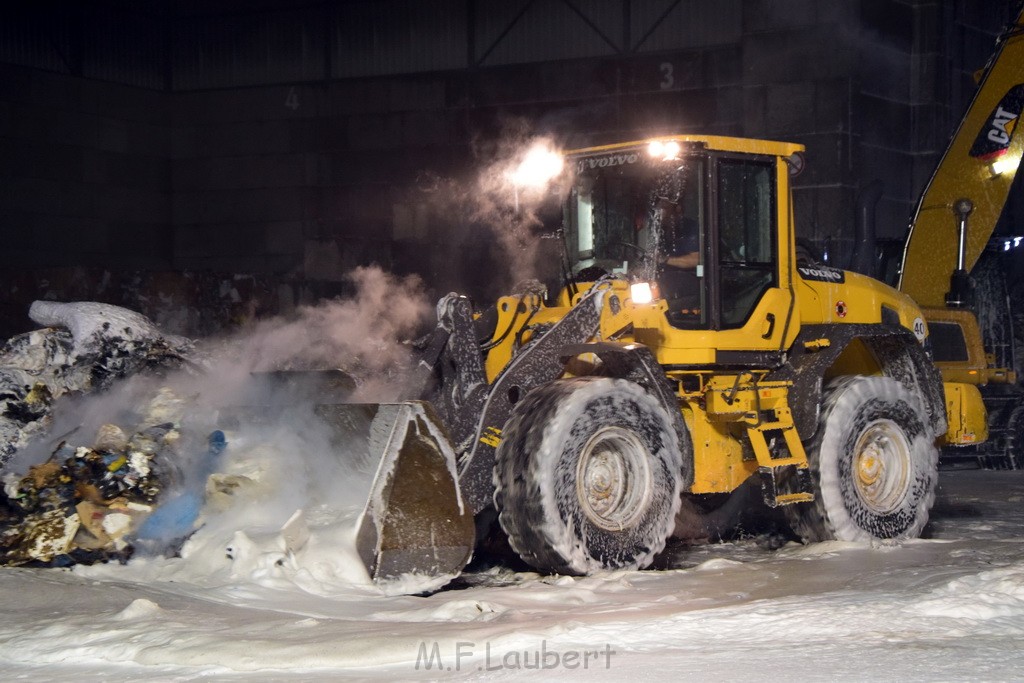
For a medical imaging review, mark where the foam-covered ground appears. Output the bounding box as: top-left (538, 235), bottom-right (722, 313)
top-left (1, 468), bottom-right (1023, 681)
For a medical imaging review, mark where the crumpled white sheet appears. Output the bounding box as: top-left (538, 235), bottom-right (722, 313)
top-left (29, 301), bottom-right (191, 359)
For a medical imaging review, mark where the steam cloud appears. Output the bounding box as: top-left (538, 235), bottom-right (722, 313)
top-left (214, 266), bottom-right (431, 402)
top-left (416, 119), bottom-right (575, 297)
top-left (4, 124), bottom-right (580, 587)
top-left (3, 265), bottom-right (435, 586)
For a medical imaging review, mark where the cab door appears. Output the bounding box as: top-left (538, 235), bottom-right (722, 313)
top-left (706, 153), bottom-right (796, 357)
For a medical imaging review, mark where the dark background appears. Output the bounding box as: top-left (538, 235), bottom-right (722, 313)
top-left (0, 0), bottom-right (1020, 338)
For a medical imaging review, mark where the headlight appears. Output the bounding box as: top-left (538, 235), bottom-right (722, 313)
top-left (990, 152), bottom-right (1020, 177)
top-left (647, 139), bottom-right (681, 161)
top-left (630, 282), bottom-right (654, 305)
top-left (510, 144), bottom-right (564, 188)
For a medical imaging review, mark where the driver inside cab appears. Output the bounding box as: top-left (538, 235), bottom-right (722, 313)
top-left (658, 198), bottom-right (700, 269)
top-left (654, 197), bottom-right (701, 319)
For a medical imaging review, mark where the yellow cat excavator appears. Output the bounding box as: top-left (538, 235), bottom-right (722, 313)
top-left (266, 9), bottom-right (1024, 587)
top-left (898, 7), bottom-right (1024, 468)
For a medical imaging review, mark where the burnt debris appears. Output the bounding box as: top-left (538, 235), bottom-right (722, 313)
top-left (0, 301), bottom-right (205, 566)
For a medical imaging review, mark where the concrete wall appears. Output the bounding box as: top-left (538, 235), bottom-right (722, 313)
top-left (0, 63), bottom-right (171, 268)
top-left (0, 62), bottom-right (173, 335)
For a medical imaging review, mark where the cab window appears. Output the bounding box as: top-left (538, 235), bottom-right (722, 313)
top-left (716, 159), bottom-right (777, 328)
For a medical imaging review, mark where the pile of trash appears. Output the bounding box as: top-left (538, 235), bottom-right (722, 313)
top-left (0, 301), bottom-right (195, 469)
top-left (2, 423), bottom-right (160, 566)
top-left (0, 301), bottom-right (204, 566)
top-left (0, 386), bottom-right (229, 566)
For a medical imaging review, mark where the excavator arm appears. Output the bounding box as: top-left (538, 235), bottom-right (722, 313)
top-left (899, 9), bottom-right (1024, 307)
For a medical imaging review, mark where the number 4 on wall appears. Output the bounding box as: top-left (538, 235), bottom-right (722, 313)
top-left (285, 87), bottom-right (300, 111)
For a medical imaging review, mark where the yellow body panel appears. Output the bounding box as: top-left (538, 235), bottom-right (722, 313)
top-left (483, 280), bottom-right (641, 382)
top-left (826, 338), bottom-right (884, 379)
top-left (942, 381), bottom-right (990, 445)
top-left (684, 404), bottom-right (757, 493)
top-left (569, 135), bottom-right (804, 161)
top-left (798, 270), bottom-right (926, 331)
top-left (681, 374), bottom-right (809, 495)
top-left (923, 307), bottom-right (1017, 385)
top-left (632, 288), bottom-right (796, 363)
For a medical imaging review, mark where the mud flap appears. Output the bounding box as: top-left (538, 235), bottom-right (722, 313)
top-left (314, 402), bottom-right (475, 583)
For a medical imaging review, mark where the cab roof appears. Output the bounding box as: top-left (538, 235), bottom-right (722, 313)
top-left (566, 135), bottom-right (805, 160)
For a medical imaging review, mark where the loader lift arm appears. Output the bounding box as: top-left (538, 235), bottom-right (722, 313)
top-left (453, 283), bottom-right (610, 514)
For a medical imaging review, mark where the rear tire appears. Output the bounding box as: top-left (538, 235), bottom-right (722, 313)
top-left (493, 377), bottom-right (686, 575)
top-left (1007, 405), bottom-right (1024, 470)
top-left (785, 376), bottom-right (938, 543)
top-left (979, 403), bottom-right (1024, 470)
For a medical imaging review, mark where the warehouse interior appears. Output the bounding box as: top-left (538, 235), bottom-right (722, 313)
top-left (0, 0), bottom-right (1020, 337)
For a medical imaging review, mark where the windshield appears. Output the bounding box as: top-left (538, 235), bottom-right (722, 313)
top-left (561, 146), bottom-right (777, 331)
top-left (565, 152), bottom-right (705, 282)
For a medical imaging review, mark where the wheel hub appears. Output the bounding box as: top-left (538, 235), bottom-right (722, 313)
top-left (576, 427), bottom-right (652, 531)
top-left (852, 419), bottom-right (911, 514)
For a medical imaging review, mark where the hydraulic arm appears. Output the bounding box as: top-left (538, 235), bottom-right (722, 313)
top-left (899, 9), bottom-right (1024, 307)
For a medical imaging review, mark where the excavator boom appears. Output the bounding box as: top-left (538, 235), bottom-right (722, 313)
top-left (899, 9), bottom-right (1024, 307)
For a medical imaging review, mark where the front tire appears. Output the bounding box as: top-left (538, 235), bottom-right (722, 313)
top-left (785, 376), bottom-right (939, 543)
top-left (493, 377), bottom-right (687, 575)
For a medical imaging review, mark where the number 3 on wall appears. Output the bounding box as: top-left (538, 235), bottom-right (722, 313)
top-left (659, 62), bottom-right (674, 90)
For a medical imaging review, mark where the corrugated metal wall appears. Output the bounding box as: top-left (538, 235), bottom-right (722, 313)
top-left (0, 1), bottom-right (758, 91)
top-left (0, 5), bottom-right (166, 89)
top-left (333, 0), bottom-right (466, 78)
top-left (632, 0), bottom-right (741, 52)
top-left (0, 8), bottom-right (70, 75)
top-left (174, 7), bottom-right (323, 89)
top-left (473, 0), bottom-right (620, 66)
top-left (85, 8), bottom-right (166, 89)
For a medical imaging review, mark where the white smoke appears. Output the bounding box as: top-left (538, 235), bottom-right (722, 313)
top-left (472, 132), bottom-right (572, 283)
top-left (208, 266), bottom-right (431, 403)
top-left (1, 123), bottom-right (583, 589)
top-left (415, 121), bottom-right (575, 296)
top-left (156, 266), bottom-right (438, 590)
top-left (1, 265), bottom-right (442, 592)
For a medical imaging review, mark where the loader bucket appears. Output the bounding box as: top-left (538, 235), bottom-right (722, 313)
top-left (312, 401), bottom-right (475, 583)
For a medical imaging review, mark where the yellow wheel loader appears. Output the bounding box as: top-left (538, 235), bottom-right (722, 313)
top-left (303, 8), bottom-right (1024, 588)
top-left (318, 133), bottom-right (953, 585)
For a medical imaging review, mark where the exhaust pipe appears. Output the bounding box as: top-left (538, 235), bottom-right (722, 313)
top-left (850, 180), bottom-right (883, 276)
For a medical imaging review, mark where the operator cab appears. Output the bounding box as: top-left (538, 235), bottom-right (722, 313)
top-left (564, 140), bottom-right (778, 331)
